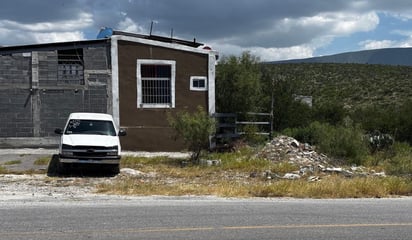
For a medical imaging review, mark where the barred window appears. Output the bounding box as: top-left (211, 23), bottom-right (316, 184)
top-left (137, 60), bottom-right (175, 108)
top-left (57, 49), bottom-right (84, 85)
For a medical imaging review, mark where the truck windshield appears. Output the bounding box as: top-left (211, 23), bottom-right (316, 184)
top-left (65, 119), bottom-right (117, 136)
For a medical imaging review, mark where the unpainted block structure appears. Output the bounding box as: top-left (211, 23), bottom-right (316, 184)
top-left (0, 31), bottom-right (218, 151)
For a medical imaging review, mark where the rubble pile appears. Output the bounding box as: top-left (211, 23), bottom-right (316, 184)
top-left (257, 135), bottom-right (385, 180)
top-left (258, 135), bottom-right (331, 169)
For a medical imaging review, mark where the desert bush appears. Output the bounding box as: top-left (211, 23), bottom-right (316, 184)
top-left (168, 106), bottom-right (216, 162)
top-left (312, 101), bottom-right (347, 125)
top-left (284, 121), bottom-right (369, 165)
top-left (351, 102), bottom-right (412, 146)
top-left (240, 124), bottom-right (267, 146)
top-left (384, 142), bottom-right (412, 176)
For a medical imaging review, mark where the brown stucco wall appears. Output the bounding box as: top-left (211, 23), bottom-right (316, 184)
top-left (117, 40), bottom-right (209, 151)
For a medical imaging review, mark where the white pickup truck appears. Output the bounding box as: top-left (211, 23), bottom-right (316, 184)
top-left (54, 112), bottom-right (126, 174)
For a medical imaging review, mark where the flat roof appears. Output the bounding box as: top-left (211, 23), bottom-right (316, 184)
top-left (0, 31), bottom-right (205, 55)
top-left (0, 39), bottom-right (109, 55)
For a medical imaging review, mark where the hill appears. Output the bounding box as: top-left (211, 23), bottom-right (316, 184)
top-left (264, 63), bottom-right (412, 109)
top-left (271, 47), bottom-right (412, 66)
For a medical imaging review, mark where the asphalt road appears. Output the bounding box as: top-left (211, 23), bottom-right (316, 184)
top-left (1, 196), bottom-right (412, 240)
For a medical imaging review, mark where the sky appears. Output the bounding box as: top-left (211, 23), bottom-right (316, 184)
top-left (1, 0), bottom-right (412, 61)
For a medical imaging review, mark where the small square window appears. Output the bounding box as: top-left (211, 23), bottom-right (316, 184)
top-left (190, 76), bottom-right (207, 91)
top-left (137, 59), bottom-right (176, 108)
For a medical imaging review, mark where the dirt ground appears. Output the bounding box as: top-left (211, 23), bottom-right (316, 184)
top-left (0, 148), bottom-right (56, 173)
top-left (0, 148), bottom-right (190, 202)
top-left (0, 148), bottom-right (189, 173)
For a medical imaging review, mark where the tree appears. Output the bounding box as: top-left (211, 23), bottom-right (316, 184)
top-left (313, 101), bottom-right (347, 125)
top-left (216, 52), bottom-right (263, 113)
top-left (260, 65), bottom-right (312, 131)
top-left (168, 106), bottom-right (216, 162)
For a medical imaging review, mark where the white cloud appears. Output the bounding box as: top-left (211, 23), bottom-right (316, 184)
top-left (284, 11), bottom-right (379, 36)
top-left (360, 38), bottom-right (412, 50)
top-left (32, 31), bottom-right (85, 43)
top-left (330, 11), bottom-right (379, 34)
top-left (116, 17), bottom-right (144, 33)
top-left (0, 27), bottom-right (85, 46)
top-left (213, 42), bottom-right (314, 62)
top-left (2, 0), bottom-right (412, 61)
top-left (212, 11), bottom-right (379, 61)
top-left (360, 39), bottom-right (395, 49)
top-left (249, 46), bottom-right (314, 62)
top-left (0, 11), bottom-right (93, 45)
top-left (0, 12), bottom-right (93, 32)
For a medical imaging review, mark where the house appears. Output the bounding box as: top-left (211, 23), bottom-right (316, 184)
top-left (0, 28), bottom-right (218, 151)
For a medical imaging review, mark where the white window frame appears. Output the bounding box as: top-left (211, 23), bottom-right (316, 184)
top-left (136, 59), bottom-right (176, 108)
top-left (190, 76), bottom-right (208, 91)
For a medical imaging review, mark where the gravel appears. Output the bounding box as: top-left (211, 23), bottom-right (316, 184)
top-left (0, 148), bottom-right (190, 203)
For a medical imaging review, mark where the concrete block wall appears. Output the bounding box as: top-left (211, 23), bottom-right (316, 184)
top-left (0, 89), bottom-right (33, 137)
top-left (84, 47), bottom-right (109, 70)
top-left (39, 89), bottom-right (85, 136)
top-left (38, 51), bottom-right (58, 86)
top-left (0, 44), bottom-right (112, 145)
top-left (0, 54), bottom-right (31, 86)
top-left (0, 54), bottom-right (33, 138)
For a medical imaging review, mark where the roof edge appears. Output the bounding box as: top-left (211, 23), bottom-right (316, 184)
top-left (111, 35), bottom-right (218, 56)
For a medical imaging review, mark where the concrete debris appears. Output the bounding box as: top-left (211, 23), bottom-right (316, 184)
top-left (324, 167), bottom-right (342, 172)
top-left (308, 176), bottom-right (321, 182)
top-left (200, 159), bottom-right (222, 166)
top-left (258, 135), bottom-right (330, 168)
top-left (118, 168), bottom-right (156, 178)
top-left (371, 171), bottom-right (386, 177)
top-left (282, 173), bottom-right (301, 180)
top-left (257, 135), bottom-right (384, 180)
top-left (119, 168), bottom-right (145, 177)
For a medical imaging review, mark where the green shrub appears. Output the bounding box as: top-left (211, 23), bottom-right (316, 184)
top-left (240, 124), bottom-right (267, 146)
top-left (384, 142), bottom-right (412, 176)
top-left (284, 121), bottom-right (369, 165)
top-left (168, 106), bottom-right (216, 162)
top-left (313, 101), bottom-right (347, 125)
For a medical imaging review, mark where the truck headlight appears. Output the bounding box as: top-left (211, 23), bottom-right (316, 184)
top-left (62, 144), bottom-right (74, 156)
top-left (107, 146), bottom-right (119, 156)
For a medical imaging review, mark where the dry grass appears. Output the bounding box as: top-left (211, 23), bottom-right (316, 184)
top-left (96, 174), bottom-right (412, 198)
top-left (0, 165), bottom-right (8, 174)
top-left (95, 153), bottom-right (412, 198)
top-left (33, 156), bottom-right (51, 165)
top-left (250, 176), bottom-right (412, 198)
top-left (3, 160), bottom-right (22, 165)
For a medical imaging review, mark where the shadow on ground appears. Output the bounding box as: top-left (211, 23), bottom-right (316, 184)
top-left (47, 155), bottom-right (119, 178)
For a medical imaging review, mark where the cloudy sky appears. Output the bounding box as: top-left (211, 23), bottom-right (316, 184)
top-left (1, 0), bottom-right (412, 61)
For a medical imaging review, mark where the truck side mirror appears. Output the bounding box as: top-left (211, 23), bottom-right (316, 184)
top-left (118, 129), bottom-right (127, 136)
top-left (54, 128), bottom-right (63, 135)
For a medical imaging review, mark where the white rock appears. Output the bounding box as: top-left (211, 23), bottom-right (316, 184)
top-left (325, 167), bottom-right (342, 172)
top-left (283, 173), bottom-right (301, 180)
top-left (120, 168), bottom-right (145, 177)
top-left (290, 140), bottom-right (300, 148)
top-left (372, 172), bottom-right (386, 177)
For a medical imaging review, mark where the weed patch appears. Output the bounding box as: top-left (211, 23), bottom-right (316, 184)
top-left (0, 165), bottom-right (8, 174)
top-left (97, 152), bottom-right (412, 198)
top-left (3, 160), bottom-right (22, 165)
top-left (34, 156), bottom-right (51, 165)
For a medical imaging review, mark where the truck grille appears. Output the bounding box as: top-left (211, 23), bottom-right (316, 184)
top-left (64, 145), bottom-right (118, 158)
